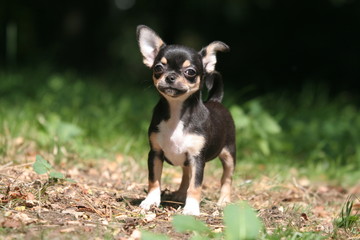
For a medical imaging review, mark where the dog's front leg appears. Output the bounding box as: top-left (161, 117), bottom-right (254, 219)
top-left (140, 150), bottom-right (163, 210)
top-left (183, 158), bottom-right (205, 216)
top-left (172, 166), bottom-right (190, 202)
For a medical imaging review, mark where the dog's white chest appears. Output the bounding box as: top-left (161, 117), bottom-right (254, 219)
top-left (157, 120), bottom-right (204, 166)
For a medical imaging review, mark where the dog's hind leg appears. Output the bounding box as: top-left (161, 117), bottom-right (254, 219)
top-left (217, 146), bottom-right (236, 206)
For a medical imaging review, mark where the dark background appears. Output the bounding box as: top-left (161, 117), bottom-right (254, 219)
top-left (1, 0), bottom-right (360, 95)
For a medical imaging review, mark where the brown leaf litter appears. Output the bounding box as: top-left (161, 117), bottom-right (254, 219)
top-left (0, 156), bottom-right (359, 239)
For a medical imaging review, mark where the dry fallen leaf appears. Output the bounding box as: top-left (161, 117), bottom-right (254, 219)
top-left (0, 155), bottom-right (357, 239)
top-left (62, 208), bottom-right (84, 219)
top-left (14, 206), bottom-right (26, 211)
top-left (60, 227), bottom-right (76, 233)
top-left (13, 213), bottom-right (36, 224)
top-left (26, 192), bottom-right (35, 200)
top-left (25, 200), bottom-right (39, 208)
top-left (66, 220), bottom-right (81, 226)
top-left (129, 229), bottom-right (141, 240)
top-left (2, 218), bottom-right (22, 228)
top-left (301, 213), bottom-right (309, 221)
top-left (353, 203), bottom-right (360, 210)
top-left (144, 212), bottom-right (156, 222)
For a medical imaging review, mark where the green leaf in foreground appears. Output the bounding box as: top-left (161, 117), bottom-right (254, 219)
top-left (65, 178), bottom-right (76, 183)
top-left (172, 215), bottom-right (211, 234)
top-left (33, 155), bottom-right (75, 182)
top-left (49, 171), bottom-right (65, 179)
top-left (224, 202), bottom-right (262, 240)
top-left (33, 155), bottom-right (52, 174)
top-left (141, 231), bottom-right (169, 240)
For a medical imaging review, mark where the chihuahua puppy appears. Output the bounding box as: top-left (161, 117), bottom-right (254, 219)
top-left (137, 25), bottom-right (236, 215)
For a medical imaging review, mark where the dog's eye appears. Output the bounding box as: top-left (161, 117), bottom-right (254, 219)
top-left (184, 68), bottom-right (197, 78)
top-left (153, 64), bottom-right (164, 74)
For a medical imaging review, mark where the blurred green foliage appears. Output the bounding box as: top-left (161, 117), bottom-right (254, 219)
top-left (274, 84), bottom-right (360, 166)
top-left (1, 0), bottom-right (360, 93)
top-left (224, 202), bottom-right (262, 240)
top-left (229, 84), bottom-right (360, 176)
top-left (230, 101), bottom-right (281, 157)
top-left (0, 69), bottom-right (359, 184)
top-left (143, 202), bottom-right (262, 239)
top-left (231, 88), bottom-right (360, 184)
top-left (0, 68), bottom-right (154, 161)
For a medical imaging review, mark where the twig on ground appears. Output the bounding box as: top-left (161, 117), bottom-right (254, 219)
top-left (78, 191), bottom-right (106, 217)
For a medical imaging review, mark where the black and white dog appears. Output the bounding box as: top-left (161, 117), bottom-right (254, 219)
top-left (137, 25), bottom-right (236, 215)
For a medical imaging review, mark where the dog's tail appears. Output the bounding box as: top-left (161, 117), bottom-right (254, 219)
top-left (205, 71), bottom-right (224, 103)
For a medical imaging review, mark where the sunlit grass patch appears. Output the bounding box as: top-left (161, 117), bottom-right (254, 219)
top-left (0, 69), bottom-right (154, 164)
top-left (2, 69), bottom-right (360, 184)
top-left (334, 195), bottom-right (360, 235)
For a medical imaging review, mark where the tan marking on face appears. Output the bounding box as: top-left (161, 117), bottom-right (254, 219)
top-left (178, 76), bottom-right (187, 85)
top-left (161, 57), bottom-right (167, 65)
top-left (188, 76), bottom-right (201, 92)
top-left (155, 75), bottom-right (200, 100)
top-left (182, 60), bottom-right (191, 68)
top-left (177, 75), bottom-right (200, 91)
top-left (153, 75), bottom-right (161, 86)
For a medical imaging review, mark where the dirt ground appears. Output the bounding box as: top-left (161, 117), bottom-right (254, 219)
top-left (0, 152), bottom-right (359, 240)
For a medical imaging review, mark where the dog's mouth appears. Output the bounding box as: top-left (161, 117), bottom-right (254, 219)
top-left (157, 86), bottom-right (187, 97)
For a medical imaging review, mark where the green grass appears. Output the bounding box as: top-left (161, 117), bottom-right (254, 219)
top-left (228, 84), bottom-right (360, 185)
top-left (334, 195), bottom-right (360, 233)
top-left (0, 68), bottom-right (154, 162)
top-left (264, 228), bottom-right (325, 240)
top-left (1, 68), bottom-right (359, 239)
top-left (1, 69), bottom-right (360, 185)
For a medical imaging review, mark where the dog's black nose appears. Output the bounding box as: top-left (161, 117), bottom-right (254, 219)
top-left (165, 74), bottom-right (176, 84)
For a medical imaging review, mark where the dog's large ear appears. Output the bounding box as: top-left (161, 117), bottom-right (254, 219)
top-left (200, 41), bottom-right (229, 73)
top-left (137, 25), bottom-right (165, 68)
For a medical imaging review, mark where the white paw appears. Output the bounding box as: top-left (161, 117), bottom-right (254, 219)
top-left (140, 189), bottom-right (161, 210)
top-left (183, 197), bottom-right (200, 216)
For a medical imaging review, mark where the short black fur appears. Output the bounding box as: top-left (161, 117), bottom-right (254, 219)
top-left (137, 25), bottom-right (236, 215)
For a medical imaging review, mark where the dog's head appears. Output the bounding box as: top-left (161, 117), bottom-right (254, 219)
top-left (137, 25), bottom-right (229, 100)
